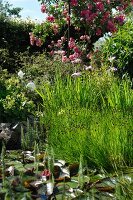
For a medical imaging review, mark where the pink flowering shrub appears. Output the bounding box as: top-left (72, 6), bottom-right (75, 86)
top-left (31, 0), bottom-right (132, 63)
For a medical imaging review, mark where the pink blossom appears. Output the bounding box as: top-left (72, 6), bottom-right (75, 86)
top-left (49, 50), bottom-right (54, 56)
top-left (87, 3), bottom-right (93, 10)
top-left (56, 40), bottom-right (62, 48)
top-left (68, 38), bottom-right (75, 49)
top-left (107, 20), bottom-right (117, 32)
top-left (52, 24), bottom-right (59, 34)
top-left (41, 169), bottom-right (51, 180)
top-left (73, 46), bottom-right (81, 54)
top-left (69, 54), bottom-right (75, 61)
top-left (46, 15), bottom-right (55, 22)
top-left (107, 0), bottom-right (110, 4)
top-left (71, 0), bottom-right (78, 6)
top-left (62, 55), bottom-right (69, 62)
top-left (48, 45), bottom-right (52, 49)
top-left (36, 38), bottom-right (42, 47)
top-left (66, 16), bottom-right (70, 24)
top-left (81, 10), bottom-right (92, 19)
top-left (61, 36), bottom-right (66, 42)
top-left (41, 4), bottom-right (46, 13)
top-left (80, 35), bottom-right (90, 41)
top-left (80, 35), bottom-right (85, 40)
top-left (96, 2), bottom-right (104, 12)
top-left (114, 15), bottom-right (125, 25)
top-left (62, 9), bottom-right (68, 17)
top-left (30, 33), bottom-right (35, 46)
top-left (96, 28), bottom-right (102, 36)
top-left (73, 52), bottom-right (80, 58)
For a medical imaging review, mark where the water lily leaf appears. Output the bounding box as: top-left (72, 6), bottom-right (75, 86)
top-left (95, 185), bottom-right (115, 193)
top-left (69, 163), bottom-right (79, 177)
top-left (90, 174), bottom-right (106, 182)
top-left (24, 155), bottom-right (35, 163)
top-left (11, 177), bottom-right (21, 188)
top-left (38, 163), bottom-right (45, 171)
top-left (66, 181), bottom-right (78, 189)
top-left (30, 180), bottom-right (43, 190)
top-left (55, 183), bottom-right (70, 193)
top-left (54, 160), bottom-right (66, 167)
top-left (6, 160), bottom-right (24, 174)
top-left (54, 165), bottom-right (61, 179)
top-left (36, 152), bottom-right (46, 162)
top-left (55, 166), bottom-right (70, 182)
top-left (55, 176), bottom-right (70, 183)
top-left (13, 185), bottom-right (30, 193)
top-left (22, 175), bottom-right (36, 186)
top-left (55, 194), bottom-right (65, 200)
top-left (66, 192), bottom-right (76, 198)
top-left (24, 167), bottom-right (35, 176)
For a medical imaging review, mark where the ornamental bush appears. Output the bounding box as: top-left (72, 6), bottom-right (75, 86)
top-left (30, 0), bottom-right (133, 64)
top-left (91, 16), bottom-right (133, 78)
top-left (0, 69), bottom-right (35, 122)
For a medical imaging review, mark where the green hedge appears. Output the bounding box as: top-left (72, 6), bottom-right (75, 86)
top-left (0, 15), bottom-right (41, 72)
top-left (0, 15), bottom-right (35, 52)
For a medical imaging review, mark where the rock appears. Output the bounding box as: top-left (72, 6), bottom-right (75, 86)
top-left (0, 122), bottom-right (21, 152)
top-left (0, 119), bottom-right (46, 152)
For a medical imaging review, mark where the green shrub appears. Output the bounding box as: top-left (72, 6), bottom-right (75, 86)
top-left (91, 17), bottom-right (133, 77)
top-left (0, 69), bottom-right (35, 122)
top-left (20, 52), bottom-right (75, 83)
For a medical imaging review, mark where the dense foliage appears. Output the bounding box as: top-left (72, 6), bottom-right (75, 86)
top-left (0, 15), bottom-right (36, 72)
top-left (0, 70), bottom-right (36, 122)
top-left (29, 0), bottom-right (133, 64)
top-left (91, 16), bottom-right (133, 78)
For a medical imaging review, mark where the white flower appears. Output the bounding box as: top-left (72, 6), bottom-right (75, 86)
top-left (18, 70), bottom-right (25, 79)
top-left (110, 67), bottom-right (117, 72)
top-left (71, 72), bottom-right (81, 77)
top-left (71, 59), bottom-right (82, 64)
top-left (26, 81), bottom-right (36, 91)
top-left (85, 65), bottom-right (93, 71)
top-left (46, 182), bottom-right (54, 195)
top-left (108, 56), bottom-right (116, 62)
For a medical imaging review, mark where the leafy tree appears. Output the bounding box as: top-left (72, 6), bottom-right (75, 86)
top-left (0, 0), bottom-right (22, 18)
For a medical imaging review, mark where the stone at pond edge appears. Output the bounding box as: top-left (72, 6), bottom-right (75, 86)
top-left (0, 123), bottom-right (21, 152)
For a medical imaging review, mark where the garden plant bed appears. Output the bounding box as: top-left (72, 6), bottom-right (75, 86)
top-left (1, 149), bottom-right (133, 200)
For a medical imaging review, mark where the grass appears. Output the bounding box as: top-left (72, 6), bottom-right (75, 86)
top-left (37, 69), bottom-right (133, 171)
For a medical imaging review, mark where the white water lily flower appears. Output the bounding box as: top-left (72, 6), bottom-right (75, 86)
top-left (18, 70), bottom-right (25, 79)
top-left (46, 182), bottom-right (54, 195)
top-left (26, 81), bottom-right (36, 91)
